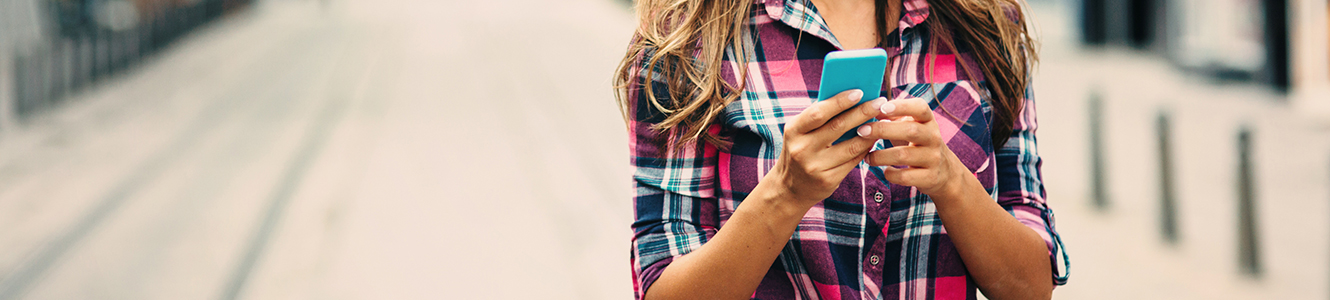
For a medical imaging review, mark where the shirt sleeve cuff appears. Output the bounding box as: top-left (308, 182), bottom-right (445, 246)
top-left (1008, 204), bottom-right (1070, 286)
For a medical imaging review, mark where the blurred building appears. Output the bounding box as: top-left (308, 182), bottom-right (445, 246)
top-left (1078, 0), bottom-right (1329, 114)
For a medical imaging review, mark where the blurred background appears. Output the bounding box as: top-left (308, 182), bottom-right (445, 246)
top-left (0, 0), bottom-right (1327, 299)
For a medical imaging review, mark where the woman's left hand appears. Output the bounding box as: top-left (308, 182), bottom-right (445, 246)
top-left (856, 98), bottom-right (974, 199)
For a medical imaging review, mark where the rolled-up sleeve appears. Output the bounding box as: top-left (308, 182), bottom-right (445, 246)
top-left (625, 52), bottom-right (721, 299)
top-left (994, 87), bottom-right (1071, 286)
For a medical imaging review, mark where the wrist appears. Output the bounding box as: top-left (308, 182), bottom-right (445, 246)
top-left (743, 165), bottom-right (815, 223)
top-left (750, 172), bottom-right (813, 221)
top-left (931, 159), bottom-right (983, 203)
top-left (936, 177), bottom-right (974, 203)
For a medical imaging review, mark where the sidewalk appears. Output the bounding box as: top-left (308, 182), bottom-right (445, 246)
top-left (0, 0), bottom-right (635, 299)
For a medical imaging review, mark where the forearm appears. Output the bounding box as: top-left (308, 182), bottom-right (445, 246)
top-left (644, 177), bottom-right (811, 300)
top-left (930, 174), bottom-right (1053, 300)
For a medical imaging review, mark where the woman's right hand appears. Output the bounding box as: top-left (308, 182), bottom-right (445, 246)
top-left (769, 89), bottom-right (890, 208)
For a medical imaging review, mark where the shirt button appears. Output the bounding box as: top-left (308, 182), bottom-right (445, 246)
top-left (870, 255), bottom-right (880, 265)
top-left (874, 192), bottom-right (884, 203)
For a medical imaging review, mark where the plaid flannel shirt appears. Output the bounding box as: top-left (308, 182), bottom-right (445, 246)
top-left (627, 0), bottom-right (1070, 298)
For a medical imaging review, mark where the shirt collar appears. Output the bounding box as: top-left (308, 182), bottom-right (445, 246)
top-left (762, 0), bottom-right (931, 48)
top-left (898, 0), bottom-right (931, 29)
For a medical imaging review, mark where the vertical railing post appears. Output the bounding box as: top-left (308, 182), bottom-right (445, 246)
top-left (54, 41), bottom-right (69, 102)
top-left (1157, 110), bottom-right (1179, 243)
top-left (0, 50), bottom-right (15, 134)
top-left (14, 53), bottom-right (30, 118)
top-left (1089, 90), bottom-right (1109, 210)
top-left (1237, 127), bottom-right (1261, 276)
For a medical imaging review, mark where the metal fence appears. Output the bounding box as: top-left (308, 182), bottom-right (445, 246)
top-left (4, 0), bottom-right (252, 124)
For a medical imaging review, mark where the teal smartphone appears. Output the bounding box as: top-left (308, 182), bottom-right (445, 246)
top-left (816, 48), bottom-right (889, 143)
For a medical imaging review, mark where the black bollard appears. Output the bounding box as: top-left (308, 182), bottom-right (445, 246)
top-left (100, 31), bottom-right (114, 77)
top-left (92, 30), bottom-right (105, 82)
top-left (124, 30), bottom-right (136, 68)
top-left (31, 51), bottom-right (46, 114)
top-left (108, 32), bottom-right (122, 75)
top-left (43, 46), bottom-right (59, 105)
top-left (35, 50), bottom-right (50, 111)
top-left (13, 54), bottom-right (27, 118)
top-left (1237, 127), bottom-right (1261, 276)
top-left (1089, 90), bottom-right (1109, 210)
top-left (150, 13), bottom-right (163, 51)
top-left (70, 38), bottom-right (82, 92)
top-left (16, 53), bottom-right (37, 118)
top-left (76, 35), bottom-right (92, 91)
top-left (53, 42), bottom-right (69, 101)
top-left (114, 31), bottom-right (129, 74)
top-left (138, 21), bottom-right (150, 59)
top-left (1157, 111), bottom-right (1179, 243)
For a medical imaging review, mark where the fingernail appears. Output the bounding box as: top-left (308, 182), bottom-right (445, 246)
top-left (857, 124), bottom-right (872, 137)
top-left (880, 101), bottom-right (896, 114)
top-left (847, 89), bottom-right (863, 102)
top-left (865, 98), bottom-right (886, 112)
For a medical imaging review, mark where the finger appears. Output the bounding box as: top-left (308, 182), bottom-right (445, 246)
top-left (880, 116), bottom-right (914, 147)
top-left (788, 89), bottom-right (865, 134)
top-left (862, 119), bottom-right (941, 146)
top-left (830, 154), bottom-right (868, 179)
top-left (865, 146), bottom-right (939, 168)
top-left (819, 128), bottom-right (882, 164)
top-left (809, 97), bottom-right (886, 144)
top-left (877, 98), bottom-right (934, 123)
top-left (881, 166), bottom-right (936, 186)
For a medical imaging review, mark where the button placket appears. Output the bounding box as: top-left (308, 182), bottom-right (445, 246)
top-left (861, 174), bottom-right (889, 287)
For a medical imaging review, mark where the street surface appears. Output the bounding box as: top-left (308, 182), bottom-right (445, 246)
top-left (0, 0), bottom-right (1327, 299)
top-left (0, 0), bottom-right (636, 299)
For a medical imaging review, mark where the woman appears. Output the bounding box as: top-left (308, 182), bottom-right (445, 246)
top-left (614, 0), bottom-right (1070, 299)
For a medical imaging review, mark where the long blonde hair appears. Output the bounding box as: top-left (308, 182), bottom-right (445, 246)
top-left (615, 0), bottom-right (1037, 152)
top-left (612, 0), bottom-right (752, 151)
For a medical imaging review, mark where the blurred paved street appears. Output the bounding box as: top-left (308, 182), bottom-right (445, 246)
top-left (1, 0), bottom-right (1329, 299)
top-left (0, 0), bottom-right (636, 299)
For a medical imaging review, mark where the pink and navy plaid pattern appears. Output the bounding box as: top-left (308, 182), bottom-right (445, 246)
top-left (627, 0), bottom-right (1070, 298)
